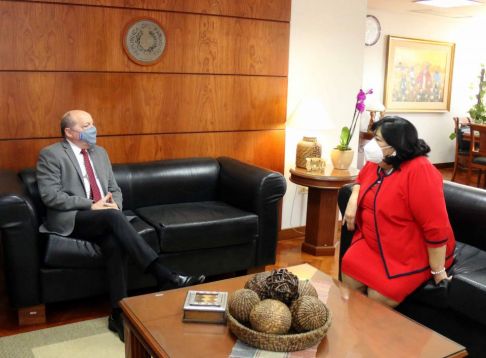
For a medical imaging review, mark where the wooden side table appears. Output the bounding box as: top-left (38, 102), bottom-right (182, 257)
top-left (289, 166), bottom-right (359, 256)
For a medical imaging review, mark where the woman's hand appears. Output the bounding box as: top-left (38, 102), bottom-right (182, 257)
top-left (343, 200), bottom-right (358, 231)
top-left (342, 185), bottom-right (360, 231)
top-left (428, 246), bottom-right (452, 285)
top-left (433, 271), bottom-right (452, 285)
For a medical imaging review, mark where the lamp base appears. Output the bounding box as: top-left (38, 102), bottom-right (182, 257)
top-left (296, 137), bottom-right (322, 168)
top-left (367, 111), bottom-right (376, 133)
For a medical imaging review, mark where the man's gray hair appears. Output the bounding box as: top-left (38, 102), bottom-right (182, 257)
top-left (60, 112), bottom-right (75, 138)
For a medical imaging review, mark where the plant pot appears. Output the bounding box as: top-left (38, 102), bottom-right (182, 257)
top-left (330, 149), bottom-right (354, 170)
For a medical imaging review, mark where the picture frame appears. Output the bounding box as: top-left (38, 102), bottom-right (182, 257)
top-left (384, 36), bottom-right (455, 112)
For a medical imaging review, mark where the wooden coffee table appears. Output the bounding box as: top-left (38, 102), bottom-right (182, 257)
top-left (120, 264), bottom-right (467, 358)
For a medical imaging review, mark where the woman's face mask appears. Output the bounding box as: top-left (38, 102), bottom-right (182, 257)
top-left (70, 126), bottom-right (97, 148)
top-left (364, 138), bottom-right (394, 164)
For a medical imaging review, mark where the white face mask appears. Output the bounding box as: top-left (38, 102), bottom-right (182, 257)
top-left (364, 138), bottom-right (394, 164)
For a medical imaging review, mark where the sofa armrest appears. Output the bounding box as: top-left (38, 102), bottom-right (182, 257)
top-left (443, 181), bottom-right (486, 252)
top-left (216, 157), bottom-right (287, 266)
top-left (0, 170), bottom-right (41, 308)
top-left (337, 183), bottom-right (355, 281)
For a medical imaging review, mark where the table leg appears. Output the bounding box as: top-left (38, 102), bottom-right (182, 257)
top-left (302, 187), bottom-right (339, 256)
top-left (125, 322), bottom-right (151, 358)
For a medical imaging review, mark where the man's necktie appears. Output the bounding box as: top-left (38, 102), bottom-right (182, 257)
top-left (80, 149), bottom-right (102, 202)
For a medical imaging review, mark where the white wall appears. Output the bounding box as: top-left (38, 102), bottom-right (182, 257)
top-left (363, 9), bottom-right (486, 164)
top-left (282, 0), bottom-right (367, 230)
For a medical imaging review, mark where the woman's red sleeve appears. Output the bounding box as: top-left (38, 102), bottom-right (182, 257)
top-left (408, 160), bottom-right (449, 248)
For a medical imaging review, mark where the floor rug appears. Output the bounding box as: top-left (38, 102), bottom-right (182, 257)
top-left (0, 317), bottom-right (124, 358)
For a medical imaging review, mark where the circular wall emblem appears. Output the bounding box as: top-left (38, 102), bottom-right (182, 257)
top-left (123, 17), bottom-right (166, 66)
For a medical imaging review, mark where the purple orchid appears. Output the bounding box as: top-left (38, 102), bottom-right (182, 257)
top-left (356, 101), bottom-right (365, 114)
top-left (338, 88), bottom-right (373, 151)
top-left (357, 89), bottom-right (373, 101)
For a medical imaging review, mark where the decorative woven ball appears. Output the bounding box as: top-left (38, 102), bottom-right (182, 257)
top-left (244, 271), bottom-right (271, 300)
top-left (290, 296), bottom-right (328, 333)
top-left (298, 280), bottom-right (318, 299)
top-left (249, 299), bottom-right (292, 335)
top-left (228, 289), bottom-right (261, 322)
top-left (264, 269), bottom-right (299, 305)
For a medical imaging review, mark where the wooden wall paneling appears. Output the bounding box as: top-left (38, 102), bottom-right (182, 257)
top-left (0, 1), bottom-right (290, 75)
top-left (0, 130), bottom-right (285, 173)
top-left (0, 72), bottom-right (287, 139)
top-left (25, 0), bottom-right (292, 22)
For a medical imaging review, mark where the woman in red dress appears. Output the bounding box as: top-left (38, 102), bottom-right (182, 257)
top-left (341, 116), bottom-right (455, 307)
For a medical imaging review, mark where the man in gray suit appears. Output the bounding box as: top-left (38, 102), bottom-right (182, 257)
top-left (37, 110), bottom-right (205, 342)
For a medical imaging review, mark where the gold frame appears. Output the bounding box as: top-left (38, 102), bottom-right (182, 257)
top-left (384, 36), bottom-right (455, 113)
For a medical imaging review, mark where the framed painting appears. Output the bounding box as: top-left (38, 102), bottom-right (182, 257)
top-left (384, 36), bottom-right (455, 112)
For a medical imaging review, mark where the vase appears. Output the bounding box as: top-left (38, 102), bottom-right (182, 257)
top-left (296, 137), bottom-right (322, 168)
top-left (330, 149), bottom-right (354, 170)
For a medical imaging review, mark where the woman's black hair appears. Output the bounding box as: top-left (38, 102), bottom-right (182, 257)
top-left (371, 116), bottom-right (430, 170)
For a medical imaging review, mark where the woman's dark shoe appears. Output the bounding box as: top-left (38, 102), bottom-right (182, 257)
top-left (169, 273), bottom-right (205, 288)
top-left (108, 315), bottom-right (125, 342)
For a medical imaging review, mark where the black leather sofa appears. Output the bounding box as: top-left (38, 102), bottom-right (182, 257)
top-left (0, 157), bottom-right (286, 323)
top-left (338, 181), bottom-right (486, 358)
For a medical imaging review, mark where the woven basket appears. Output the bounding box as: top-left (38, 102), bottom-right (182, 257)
top-left (227, 304), bottom-right (332, 352)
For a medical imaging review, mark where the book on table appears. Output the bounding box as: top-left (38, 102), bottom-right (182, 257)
top-left (182, 290), bottom-right (228, 324)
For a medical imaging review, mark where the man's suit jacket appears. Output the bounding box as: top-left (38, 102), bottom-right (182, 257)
top-left (37, 140), bottom-right (123, 236)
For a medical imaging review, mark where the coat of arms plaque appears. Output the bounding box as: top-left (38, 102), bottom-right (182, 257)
top-left (123, 17), bottom-right (166, 66)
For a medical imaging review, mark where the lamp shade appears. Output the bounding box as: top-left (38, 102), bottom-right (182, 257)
top-left (366, 101), bottom-right (385, 112)
top-left (286, 97), bottom-right (334, 131)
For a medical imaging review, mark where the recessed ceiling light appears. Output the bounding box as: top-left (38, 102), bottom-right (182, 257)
top-left (414, 0), bottom-right (482, 7)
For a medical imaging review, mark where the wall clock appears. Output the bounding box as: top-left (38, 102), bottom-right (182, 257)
top-left (365, 15), bottom-right (381, 47)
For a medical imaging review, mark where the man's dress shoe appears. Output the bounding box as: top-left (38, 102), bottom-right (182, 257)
top-left (108, 315), bottom-right (124, 342)
top-left (170, 273), bottom-right (205, 288)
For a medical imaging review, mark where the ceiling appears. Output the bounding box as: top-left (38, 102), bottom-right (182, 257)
top-left (368, 0), bottom-right (486, 19)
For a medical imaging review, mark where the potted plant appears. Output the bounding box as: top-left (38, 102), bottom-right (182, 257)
top-left (450, 64), bottom-right (485, 141)
top-left (469, 64), bottom-right (486, 124)
top-left (331, 89), bottom-right (372, 169)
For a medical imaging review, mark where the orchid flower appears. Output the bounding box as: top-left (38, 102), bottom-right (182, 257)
top-left (337, 89), bottom-right (373, 151)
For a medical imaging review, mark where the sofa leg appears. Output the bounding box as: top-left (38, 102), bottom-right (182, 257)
top-left (235, 266), bottom-right (267, 277)
top-left (247, 266), bottom-right (266, 274)
top-left (18, 304), bottom-right (46, 326)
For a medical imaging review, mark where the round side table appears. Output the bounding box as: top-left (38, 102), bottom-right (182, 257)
top-left (289, 166), bottom-right (359, 256)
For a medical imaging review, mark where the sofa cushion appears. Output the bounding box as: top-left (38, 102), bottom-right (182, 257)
top-left (135, 201), bottom-right (258, 253)
top-left (407, 242), bottom-right (486, 312)
top-left (42, 211), bottom-right (158, 269)
top-left (448, 243), bottom-right (486, 326)
top-left (114, 158), bottom-right (220, 211)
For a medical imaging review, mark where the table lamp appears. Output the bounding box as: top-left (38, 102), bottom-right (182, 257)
top-left (366, 101), bottom-right (385, 133)
top-left (286, 97), bottom-right (334, 168)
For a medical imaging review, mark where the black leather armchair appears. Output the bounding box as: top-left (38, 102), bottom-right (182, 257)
top-left (0, 157), bottom-right (286, 324)
top-left (338, 181), bottom-right (486, 358)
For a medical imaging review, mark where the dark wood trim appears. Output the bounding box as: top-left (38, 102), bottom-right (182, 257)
top-left (434, 162), bottom-right (454, 169)
top-left (278, 227), bottom-right (305, 241)
top-left (18, 304), bottom-right (46, 326)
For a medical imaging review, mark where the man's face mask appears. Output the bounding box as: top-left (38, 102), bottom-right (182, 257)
top-left (70, 126), bottom-right (97, 148)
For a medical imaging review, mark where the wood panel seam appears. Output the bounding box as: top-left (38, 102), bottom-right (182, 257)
top-left (0, 70), bottom-right (288, 78)
top-left (4, 0), bottom-right (291, 23)
top-left (0, 129), bottom-right (286, 143)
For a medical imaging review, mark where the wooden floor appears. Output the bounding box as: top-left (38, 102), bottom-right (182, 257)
top-left (0, 166), bottom-right (482, 337)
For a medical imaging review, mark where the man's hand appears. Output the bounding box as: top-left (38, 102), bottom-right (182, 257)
top-left (91, 193), bottom-right (119, 210)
